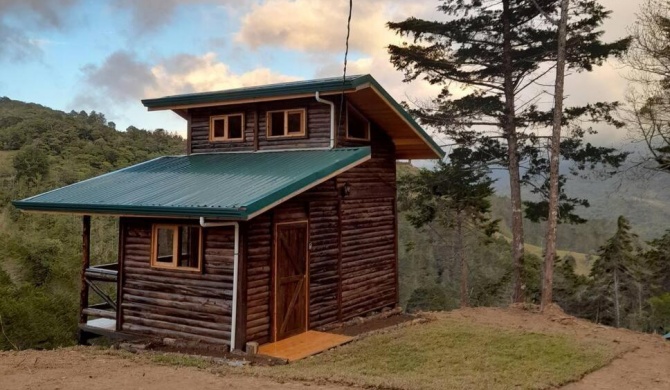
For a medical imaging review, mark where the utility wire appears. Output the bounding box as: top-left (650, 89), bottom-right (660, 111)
top-left (338, 0), bottom-right (353, 137)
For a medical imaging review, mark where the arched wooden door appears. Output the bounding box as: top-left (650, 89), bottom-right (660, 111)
top-left (273, 221), bottom-right (309, 341)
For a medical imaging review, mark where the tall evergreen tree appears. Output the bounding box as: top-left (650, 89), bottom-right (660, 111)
top-left (589, 216), bottom-right (640, 327)
top-left (388, 0), bottom-right (629, 303)
top-left (398, 147), bottom-right (499, 307)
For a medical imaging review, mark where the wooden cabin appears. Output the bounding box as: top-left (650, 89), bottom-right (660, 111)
top-left (13, 75), bottom-right (443, 353)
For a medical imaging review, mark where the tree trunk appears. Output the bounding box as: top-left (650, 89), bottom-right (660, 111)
top-left (502, 0), bottom-right (525, 303)
top-left (456, 212), bottom-right (469, 308)
top-left (541, 0), bottom-right (570, 312)
top-left (613, 269), bottom-right (621, 328)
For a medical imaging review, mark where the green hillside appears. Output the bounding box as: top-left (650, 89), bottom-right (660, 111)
top-left (0, 97), bottom-right (185, 350)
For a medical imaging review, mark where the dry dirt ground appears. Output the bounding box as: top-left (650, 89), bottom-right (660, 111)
top-left (1, 306), bottom-right (668, 390)
top-left (0, 348), bottom-right (349, 390)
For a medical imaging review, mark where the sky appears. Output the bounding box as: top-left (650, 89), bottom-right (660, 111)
top-left (0, 0), bottom-right (641, 143)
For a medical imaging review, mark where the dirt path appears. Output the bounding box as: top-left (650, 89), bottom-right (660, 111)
top-left (561, 330), bottom-right (670, 390)
top-left (0, 348), bottom-right (351, 390)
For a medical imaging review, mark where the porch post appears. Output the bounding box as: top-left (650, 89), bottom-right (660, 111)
top-left (78, 215), bottom-right (91, 344)
top-left (234, 222), bottom-right (248, 352)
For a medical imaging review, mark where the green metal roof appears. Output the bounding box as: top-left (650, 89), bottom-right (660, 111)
top-left (142, 74), bottom-right (445, 159)
top-left (13, 148), bottom-right (371, 220)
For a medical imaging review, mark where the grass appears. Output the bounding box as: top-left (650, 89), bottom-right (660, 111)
top-left (524, 242), bottom-right (592, 275)
top-left (252, 318), bottom-right (616, 390)
top-left (151, 353), bottom-right (214, 369)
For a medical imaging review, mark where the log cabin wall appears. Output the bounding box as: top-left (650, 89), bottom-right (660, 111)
top-left (119, 218), bottom-right (235, 346)
top-left (189, 97), bottom-right (338, 154)
top-left (244, 126), bottom-right (397, 345)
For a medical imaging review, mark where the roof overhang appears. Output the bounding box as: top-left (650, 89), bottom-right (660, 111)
top-left (13, 148), bottom-right (371, 220)
top-left (141, 75), bottom-right (445, 160)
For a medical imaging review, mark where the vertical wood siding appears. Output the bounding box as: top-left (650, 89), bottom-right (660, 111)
top-left (120, 219), bottom-right (235, 346)
top-left (244, 127), bottom-right (397, 343)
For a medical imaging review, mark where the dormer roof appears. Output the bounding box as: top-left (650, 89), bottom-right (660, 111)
top-left (141, 74), bottom-right (444, 159)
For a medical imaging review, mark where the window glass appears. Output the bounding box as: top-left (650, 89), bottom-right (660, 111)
top-left (212, 118), bottom-right (225, 139)
top-left (347, 106), bottom-right (370, 140)
top-left (178, 226), bottom-right (200, 268)
top-left (287, 112), bottom-right (302, 134)
top-left (270, 112), bottom-right (285, 136)
top-left (156, 227), bottom-right (175, 264)
top-left (228, 115), bottom-right (243, 139)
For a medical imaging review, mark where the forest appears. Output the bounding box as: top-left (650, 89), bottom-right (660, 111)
top-left (1, 0), bottom-right (670, 351)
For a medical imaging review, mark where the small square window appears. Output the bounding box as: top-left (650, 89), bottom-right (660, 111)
top-left (151, 224), bottom-right (202, 272)
top-left (267, 109), bottom-right (306, 138)
top-left (346, 104), bottom-right (370, 141)
top-left (210, 114), bottom-right (245, 142)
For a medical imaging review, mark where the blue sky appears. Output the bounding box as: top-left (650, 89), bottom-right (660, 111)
top-left (0, 0), bottom-right (637, 140)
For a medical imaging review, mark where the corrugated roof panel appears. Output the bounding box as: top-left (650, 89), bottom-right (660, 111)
top-left (13, 147), bottom-right (371, 219)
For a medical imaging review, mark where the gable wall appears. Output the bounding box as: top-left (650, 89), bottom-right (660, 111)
top-left (244, 127), bottom-right (397, 345)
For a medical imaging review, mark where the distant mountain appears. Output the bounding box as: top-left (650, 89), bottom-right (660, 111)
top-left (491, 165), bottom-right (670, 241)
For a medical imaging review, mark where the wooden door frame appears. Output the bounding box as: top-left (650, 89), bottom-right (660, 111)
top-left (272, 220), bottom-right (310, 342)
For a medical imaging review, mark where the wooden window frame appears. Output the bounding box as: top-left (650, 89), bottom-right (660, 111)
top-left (345, 103), bottom-right (371, 141)
top-left (266, 109), bottom-right (307, 139)
top-left (150, 224), bottom-right (203, 272)
top-left (209, 113), bottom-right (245, 142)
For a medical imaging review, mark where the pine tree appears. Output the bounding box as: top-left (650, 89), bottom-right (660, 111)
top-left (589, 216), bottom-right (640, 327)
top-left (398, 147), bottom-right (499, 307)
top-left (388, 0), bottom-right (629, 303)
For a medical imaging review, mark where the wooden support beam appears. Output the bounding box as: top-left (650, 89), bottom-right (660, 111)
top-left (234, 222), bottom-right (249, 351)
top-left (78, 215), bottom-right (91, 345)
top-left (116, 218), bottom-right (125, 331)
top-left (253, 104), bottom-right (259, 151)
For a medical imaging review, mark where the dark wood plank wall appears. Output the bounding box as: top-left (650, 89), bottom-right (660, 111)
top-left (120, 219), bottom-right (235, 346)
top-left (244, 127), bottom-right (397, 345)
top-left (189, 97), bottom-right (338, 154)
top-left (337, 128), bottom-right (396, 319)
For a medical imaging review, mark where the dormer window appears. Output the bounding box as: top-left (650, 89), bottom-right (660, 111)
top-left (210, 114), bottom-right (245, 142)
top-left (346, 104), bottom-right (370, 141)
top-left (267, 109), bottom-right (306, 138)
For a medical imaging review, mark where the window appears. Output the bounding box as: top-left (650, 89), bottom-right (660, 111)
top-left (151, 224), bottom-right (203, 271)
top-left (210, 114), bottom-right (245, 142)
top-left (267, 109), bottom-right (306, 138)
top-left (346, 104), bottom-right (370, 141)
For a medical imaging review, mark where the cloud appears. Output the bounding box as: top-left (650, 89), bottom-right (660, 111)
top-left (0, 0), bottom-right (80, 61)
top-left (73, 50), bottom-right (298, 110)
top-left (77, 51), bottom-right (158, 104)
top-left (235, 0), bottom-right (436, 55)
top-left (112, 0), bottom-right (196, 35)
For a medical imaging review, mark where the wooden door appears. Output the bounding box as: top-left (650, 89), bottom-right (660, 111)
top-left (274, 221), bottom-right (308, 341)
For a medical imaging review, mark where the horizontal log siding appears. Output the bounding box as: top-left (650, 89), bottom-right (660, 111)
top-left (190, 105), bottom-right (256, 153)
top-left (189, 97), bottom-right (334, 154)
top-left (120, 219), bottom-right (234, 346)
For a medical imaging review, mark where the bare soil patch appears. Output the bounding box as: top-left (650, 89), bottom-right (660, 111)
top-left (0, 348), bottom-right (348, 390)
